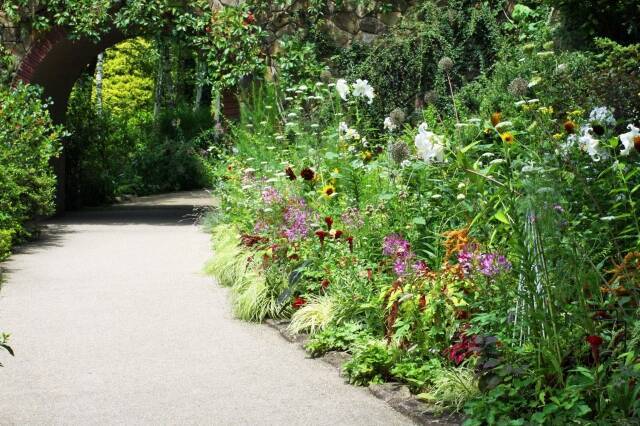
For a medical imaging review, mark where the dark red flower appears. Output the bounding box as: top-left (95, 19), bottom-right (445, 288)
top-left (285, 166), bottom-right (297, 181)
top-left (586, 334), bottom-right (604, 365)
top-left (634, 135), bottom-right (640, 152)
top-left (333, 230), bottom-right (343, 239)
top-left (324, 216), bottom-right (333, 230)
top-left (321, 279), bottom-right (330, 289)
top-left (586, 335), bottom-right (603, 346)
top-left (300, 167), bottom-right (315, 181)
top-left (347, 236), bottom-right (354, 253)
top-left (292, 296), bottom-right (306, 309)
top-left (315, 230), bottom-right (327, 246)
top-left (243, 12), bottom-right (255, 25)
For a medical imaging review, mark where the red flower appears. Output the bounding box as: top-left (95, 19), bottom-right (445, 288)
top-left (321, 279), bottom-right (330, 289)
top-left (244, 12), bottom-right (255, 25)
top-left (315, 230), bottom-right (327, 246)
top-left (285, 166), bottom-right (297, 181)
top-left (418, 294), bottom-right (427, 312)
top-left (586, 335), bottom-right (604, 365)
top-left (300, 167), bottom-right (315, 181)
top-left (586, 335), bottom-right (603, 346)
top-left (347, 236), bottom-right (354, 253)
top-left (333, 230), bottom-right (343, 239)
top-left (324, 216), bottom-right (333, 230)
top-left (292, 296), bottom-right (306, 309)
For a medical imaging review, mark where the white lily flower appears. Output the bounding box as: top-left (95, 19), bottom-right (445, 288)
top-left (352, 79), bottom-right (375, 104)
top-left (619, 124), bottom-right (639, 156)
top-left (383, 117), bottom-right (397, 132)
top-left (415, 128), bottom-right (445, 163)
top-left (336, 79), bottom-right (350, 101)
top-left (578, 127), bottom-right (601, 162)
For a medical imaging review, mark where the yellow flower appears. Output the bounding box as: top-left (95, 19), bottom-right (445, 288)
top-left (500, 132), bottom-right (515, 144)
top-left (361, 150), bottom-right (373, 162)
top-left (321, 184), bottom-right (337, 199)
top-left (552, 133), bottom-right (563, 140)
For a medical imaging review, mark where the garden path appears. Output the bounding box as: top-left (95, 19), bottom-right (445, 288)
top-left (0, 191), bottom-right (412, 425)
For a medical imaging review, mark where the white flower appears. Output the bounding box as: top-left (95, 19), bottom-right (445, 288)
top-left (619, 124), bottom-right (639, 156)
top-left (310, 123), bottom-right (320, 129)
top-left (578, 126), bottom-right (601, 162)
top-left (589, 106), bottom-right (616, 127)
top-left (336, 79), bottom-right (350, 101)
top-left (457, 194), bottom-right (466, 200)
top-left (338, 121), bottom-right (349, 135)
top-left (345, 128), bottom-right (360, 140)
top-left (418, 122), bottom-right (429, 134)
top-left (352, 79), bottom-right (375, 104)
top-left (494, 121), bottom-right (513, 131)
top-left (400, 160), bottom-right (412, 168)
top-left (383, 117), bottom-right (397, 132)
top-left (287, 112), bottom-right (297, 118)
top-left (298, 85), bottom-right (308, 91)
top-left (415, 127), bottom-right (445, 163)
top-left (514, 100), bottom-right (527, 107)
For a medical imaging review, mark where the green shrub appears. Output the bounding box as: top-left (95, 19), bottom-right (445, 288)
top-left (0, 83), bottom-right (61, 254)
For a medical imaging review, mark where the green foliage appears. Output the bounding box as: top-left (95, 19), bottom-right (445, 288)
top-left (0, 331), bottom-right (14, 367)
top-left (100, 37), bottom-right (156, 116)
top-left (305, 322), bottom-right (370, 358)
top-left (417, 367), bottom-right (479, 413)
top-left (343, 339), bottom-right (396, 385)
top-left (288, 295), bottom-right (336, 334)
top-left (0, 83), bottom-right (61, 258)
top-left (548, 0), bottom-right (640, 46)
top-left (334, 0), bottom-right (504, 124)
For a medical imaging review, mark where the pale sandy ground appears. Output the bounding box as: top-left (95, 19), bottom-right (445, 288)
top-left (0, 191), bottom-right (413, 426)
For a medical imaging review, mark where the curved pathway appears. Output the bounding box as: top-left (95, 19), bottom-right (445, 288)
top-left (0, 191), bottom-right (412, 425)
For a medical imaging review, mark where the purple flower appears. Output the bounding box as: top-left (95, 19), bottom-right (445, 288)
top-left (393, 258), bottom-right (408, 276)
top-left (383, 234), bottom-right (411, 258)
top-left (413, 260), bottom-right (429, 274)
top-left (477, 253), bottom-right (512, 277)
top-left (457, 249), bottom-right (475, 276)
top-left (261, 186), bottom-right (282, 204)
top-left (341, 207), bottom-right (364, 229)
top-left (553, 204), bottom-right (565, 213)
top-left (282, 204), bottom-right (309, 241)
top-left (254, 220), bottom-right (269, 234)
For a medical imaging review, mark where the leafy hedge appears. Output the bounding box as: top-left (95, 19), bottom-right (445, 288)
top-left (0, 83), bottom-right (61, 260)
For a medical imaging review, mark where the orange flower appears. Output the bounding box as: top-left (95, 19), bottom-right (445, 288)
top-left (491, 112), bottom-right (502, 127)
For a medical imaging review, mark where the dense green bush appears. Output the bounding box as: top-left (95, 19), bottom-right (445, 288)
top-left (0, 83), bottom-right (61, 259)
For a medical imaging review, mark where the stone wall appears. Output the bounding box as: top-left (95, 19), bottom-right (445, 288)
top-left (321, 0), bottom-right (413, 47)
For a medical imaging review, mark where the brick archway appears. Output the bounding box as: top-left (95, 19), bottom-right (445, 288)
top-left (12, 27), bottom-right (240, 211)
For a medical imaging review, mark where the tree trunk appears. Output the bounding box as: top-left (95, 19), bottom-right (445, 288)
top-left (95, 52), bottom-right (104, 115)
top-left (193, 54), bottom-right (207, 111)
top-left (154, 36), bottom-right (175, 119)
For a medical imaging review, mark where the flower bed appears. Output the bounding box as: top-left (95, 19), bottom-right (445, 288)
top-left (205, 35), bottom-right (640, 423)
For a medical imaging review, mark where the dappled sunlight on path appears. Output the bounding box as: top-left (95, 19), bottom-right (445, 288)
top-left (0, 191), bottom-right (411, 425)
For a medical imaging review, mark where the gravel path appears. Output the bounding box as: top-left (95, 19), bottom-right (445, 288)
top-left (0, 191), bottom-right (412, 426)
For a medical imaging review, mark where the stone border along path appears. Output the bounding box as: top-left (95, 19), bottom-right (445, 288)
top-left (0, 190), bottom-right (459, 425)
